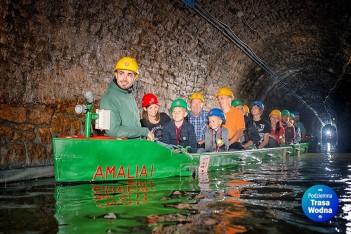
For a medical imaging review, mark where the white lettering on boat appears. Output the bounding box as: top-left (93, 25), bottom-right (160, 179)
top-left (93, 164), bottom-right (155, 180)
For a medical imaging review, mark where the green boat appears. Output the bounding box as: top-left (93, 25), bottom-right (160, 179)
top-left (53, 136), bottom-right (308, 183)
top-left (53, 100), bottom-right (309, 184)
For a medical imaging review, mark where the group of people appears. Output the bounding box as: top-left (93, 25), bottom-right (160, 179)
top-left (100, 57), bottom-right (306, 153)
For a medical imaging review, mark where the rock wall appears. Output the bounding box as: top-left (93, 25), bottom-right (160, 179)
top-left (0, 0), bottom-right (252, 168)
top-left (1, 0), bottom-right (350, 168)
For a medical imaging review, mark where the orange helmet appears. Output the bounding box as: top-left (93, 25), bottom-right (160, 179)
top-left (142, 93), bottom-right (158, 107)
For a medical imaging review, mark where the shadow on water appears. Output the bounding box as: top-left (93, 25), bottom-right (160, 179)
top-left (1, 152), bottom-right (350, 233)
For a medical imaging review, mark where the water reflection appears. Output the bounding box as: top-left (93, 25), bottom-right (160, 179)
top-left (54, 178), bottom-right (199, 233)
top-left (1, 152), bottom-right (350, 233)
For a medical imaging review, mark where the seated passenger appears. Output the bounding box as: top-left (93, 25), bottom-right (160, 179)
top-left (140, 93), bottom-right (171, 141)
top-left (280, 109), bottom-right (290, 128)
top-left (290, 113), bottom-right (301, 143)
top-left (216, 87), bottom-right (245, 150)
top-left (188, 92), bottom-right (208, 152)
top-left (205, 108), bottom-right (229, 152)
top-left (231, 99), bottom-right (260, 149)
top-left (251, 101), bottom-right (270, 149)
top-left (283, 110), bottom-right (295, 144)
top-left (162, 98), bottom-right (197, 153)
top-left (292, 111), bottom-right (306, 141)
top-left (268, 109), bottom-right (285, 147)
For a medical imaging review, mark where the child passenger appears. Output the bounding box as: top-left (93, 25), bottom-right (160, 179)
top-left (162, 98), bottom-right (197, 153)
top-left (205, 108), bottom-right (229, 152)
top-left (140, 93), bottom-right (171, 141)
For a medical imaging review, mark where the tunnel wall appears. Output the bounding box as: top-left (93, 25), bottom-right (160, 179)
top-left (1, 0), bottom-right (350, 168)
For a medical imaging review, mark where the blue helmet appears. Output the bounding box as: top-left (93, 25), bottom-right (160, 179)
top-left (207, 108), bottom-right (226, 123)
top-left (250, 101), bottom-right (264, 111)
top-left (291, 111), bottom-right (299, 116)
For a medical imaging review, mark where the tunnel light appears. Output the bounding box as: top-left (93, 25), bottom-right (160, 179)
top-left (325, 130), bottom-right (331, 136)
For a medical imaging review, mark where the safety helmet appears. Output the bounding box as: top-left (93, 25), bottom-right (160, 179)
top-left (114, 57), bottom-right (139, 78)
top-left (281, 109), bottom-right (290, 117)
top-left (216, 87), bottom-right (234, 99)
top-left (142, 93), bottom-right (158, 107)
top-left (189, 92), bottom-right (204, 103)
top-left (170, 98), bottom-right (188, 113)
top-left (250, 101), bottom-right (264, 111)
top-left (231, 99), bottom-right (244, 107)
top-left (269, 109), bottom-right (282, 120)
top-left (243, 105), bottom-right (249, 114)
top-left (207, 108), bottom-right (226, 123)
top-left (291, 111), bottom-right (299, 116)
top-left (290, 113), bottom-right (296, 120)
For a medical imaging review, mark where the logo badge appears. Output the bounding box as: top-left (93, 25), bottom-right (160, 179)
top-left (302, 185), bottom-right (339, 222)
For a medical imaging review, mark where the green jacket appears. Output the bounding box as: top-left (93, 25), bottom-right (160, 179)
top-left (100, 80), bottom-right (149, 138)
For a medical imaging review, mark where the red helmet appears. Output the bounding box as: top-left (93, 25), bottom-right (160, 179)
top-left (142, 93), bottom-right (159, 107)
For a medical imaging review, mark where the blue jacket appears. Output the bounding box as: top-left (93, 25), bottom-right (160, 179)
top-left (162, 121), bottom-right (197, 153)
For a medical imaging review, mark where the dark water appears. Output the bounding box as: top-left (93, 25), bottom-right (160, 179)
top-left (0, 152), bottom-right (350, 234)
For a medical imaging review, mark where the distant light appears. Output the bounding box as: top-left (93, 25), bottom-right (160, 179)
top-left (326, 130), bottom-right (331, 136)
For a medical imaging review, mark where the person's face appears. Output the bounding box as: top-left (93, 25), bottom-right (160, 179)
top-left (144, 104), bottom-right (159, 118)
top-left (217, 95), bottom-right (231, 110)
top-left (290, 118), bottom-right (295, 125)
top-left (251, 105), bottom-right (261, 116)
top-left (115, 69), bottom-right (135, 89)
top-left (190, 99), bottom-right (203, 116)
top-left (235, 105), bottom-right (245, 115)
top-left (270, 115), bottom-right (279, 125)
top-left (208, 116), bottom-right (222, 130)
top-left (295, 114), bottom-right (300, 121)
top-left (282, 115), bottom-right (289, 123)
top-left (172, 107), bottom-right (187, 122)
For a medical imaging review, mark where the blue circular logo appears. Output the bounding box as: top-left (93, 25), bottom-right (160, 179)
top-left (302, 185), bottom-right (339, 222)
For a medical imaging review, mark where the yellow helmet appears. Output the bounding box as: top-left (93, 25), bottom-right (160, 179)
top-left (243, 105), bottom-right (249, 114)
top-left (269, 109), bottom-right (282, 120)
top-left (114, 57), bottom-right (139, 78)
top-left (189, 92), bottom-right (204, 103)
top-left (216, 87), bottom-right (234, 99)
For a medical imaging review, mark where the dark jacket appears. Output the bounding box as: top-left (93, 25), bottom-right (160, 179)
top-left (162, 121), bottom-right (197, 153)
top-left (243, 116), bottom-right (260, 146)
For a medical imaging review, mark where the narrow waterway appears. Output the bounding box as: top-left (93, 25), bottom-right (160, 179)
top-left (0, 152), bottom-right (350, 233)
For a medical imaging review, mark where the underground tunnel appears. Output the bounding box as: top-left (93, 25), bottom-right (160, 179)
top-left (0, 0), bottom-right (350, 169)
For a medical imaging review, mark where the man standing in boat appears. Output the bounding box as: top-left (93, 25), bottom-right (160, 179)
top-left (100, 56), bottom-right (154, 140)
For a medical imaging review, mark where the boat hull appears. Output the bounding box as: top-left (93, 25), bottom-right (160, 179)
top-left (53, 137), bottom-right (308, 183)
top-left (53, 138), bottom-right (196, 183)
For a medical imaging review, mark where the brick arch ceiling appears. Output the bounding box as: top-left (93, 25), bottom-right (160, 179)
top-left (183, 0), bottom-right (351, 149)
